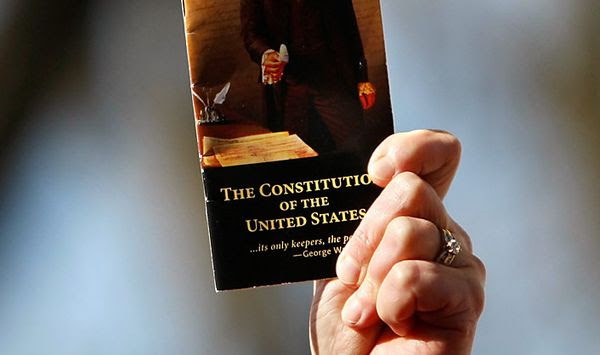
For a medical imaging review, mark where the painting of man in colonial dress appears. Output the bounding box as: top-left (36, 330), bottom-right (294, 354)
top-left (241, 0), bottom-right (377, 153)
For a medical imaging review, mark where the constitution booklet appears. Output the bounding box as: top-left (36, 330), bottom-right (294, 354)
top-left (182, 0), bottom-right (395, 290)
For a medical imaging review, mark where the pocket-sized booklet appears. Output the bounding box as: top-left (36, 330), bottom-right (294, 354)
top-left (181, 0), bottom-right (395, 290)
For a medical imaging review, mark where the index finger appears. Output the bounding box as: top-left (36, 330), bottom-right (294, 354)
top-left (367, 130), bottom-right (461, 198)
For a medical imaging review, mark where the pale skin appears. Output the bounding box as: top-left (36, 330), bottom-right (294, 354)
top-left (309, 130), bottom-right (486, 355)
top-left (263, 51), bottom-right (376, 110)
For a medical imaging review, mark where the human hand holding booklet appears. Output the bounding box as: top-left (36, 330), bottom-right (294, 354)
top-left (181, 0), bottom-right (395, 290)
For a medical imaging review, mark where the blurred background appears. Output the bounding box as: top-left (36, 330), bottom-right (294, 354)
top-left (1, 0), bottom-right (598, 354)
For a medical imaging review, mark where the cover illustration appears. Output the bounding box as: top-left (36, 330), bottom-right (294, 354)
top-left (182, 0), bottom-right (395, 290)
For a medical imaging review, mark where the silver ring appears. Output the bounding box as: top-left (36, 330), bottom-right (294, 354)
top-left (436, 229), bottom-right (461, 266)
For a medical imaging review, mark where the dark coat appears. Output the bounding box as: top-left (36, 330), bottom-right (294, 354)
top-left (240, 0), bottom-right (369, 89)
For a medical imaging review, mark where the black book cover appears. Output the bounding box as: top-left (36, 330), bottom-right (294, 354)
top-left (182, 0), bottom-right (394, 290)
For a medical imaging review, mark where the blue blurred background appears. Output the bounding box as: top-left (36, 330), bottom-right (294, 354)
top-left (1, 0), bottom-right (598, 354)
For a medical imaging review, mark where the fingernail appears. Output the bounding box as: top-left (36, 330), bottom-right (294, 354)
top-left (336, 254), bottom-right (361, 286)
top-left (342, 296), bottom-right (363, 326)
top-left (368, 156), bottom-right (394, 182)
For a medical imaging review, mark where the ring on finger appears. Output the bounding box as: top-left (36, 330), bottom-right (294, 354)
top-left (436, 228), bottom-right (461, 266)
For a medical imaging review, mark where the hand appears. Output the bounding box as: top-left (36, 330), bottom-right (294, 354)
top-left (264, 51), bottom-right (286, 83)
top-left (309, 130), bottom-right (486, 355)
top-left (358, 82), bottom-right (376, 110)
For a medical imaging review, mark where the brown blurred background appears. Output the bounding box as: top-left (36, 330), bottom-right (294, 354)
top-left (1, 0), bottom-right (599, 354)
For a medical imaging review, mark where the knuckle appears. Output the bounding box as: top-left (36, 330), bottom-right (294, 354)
top-left (387, 216), bottom-right (414, 237)
top-left (391, 262), bottom-right (421, 289)
top-left (460, 230), bottom-right (474, 253)
top-left (387, 217), bottom-right (420, 252)
top-left (413, 129), bottom-right (462, 159)
top-left (470, 255), bottom-right (487, 283)
top-left (468, 274), bottom-right (486, 317)
top-left (474, 285), bottom-right (486, 316)
top-left (446, 133), bottom-right (462, 157)
top-left (451, 222), bottom-right (473, 252)
top-left (412, 129), bottom-right (437, 141)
